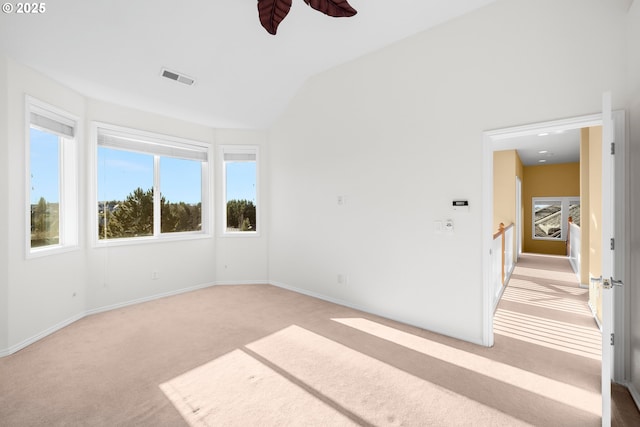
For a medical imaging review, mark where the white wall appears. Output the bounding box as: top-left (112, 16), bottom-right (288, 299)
top-left (214, 129), bottom-right (269, 285)
top-left (0, 0), bottom-right (634, 356)
top-left (627, 0), bottom-right (640, 403)
top-left (5, 58), bottom-right (87, 352)
top-left (0, 59), bottom-right (269, 354)
top-left (84, 99), bottom-right (217, 312)
top-left (0, 55), bottom-right (9, 351)
top-left (268, 0), bottom-right (629, 344)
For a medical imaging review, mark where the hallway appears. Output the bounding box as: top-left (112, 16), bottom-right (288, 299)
top-left (495, 253), bottom-right (640, 426)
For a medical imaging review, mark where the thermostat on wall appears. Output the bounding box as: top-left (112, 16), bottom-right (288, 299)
top-left (452, 200), bottom-right (469, 212)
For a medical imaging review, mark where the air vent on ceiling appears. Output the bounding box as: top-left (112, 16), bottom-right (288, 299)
top-left (160, 68), bottom-right (195, 86)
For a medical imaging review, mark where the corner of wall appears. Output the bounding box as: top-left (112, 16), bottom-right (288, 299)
top-left (5, 59), bottom-right (87, 351)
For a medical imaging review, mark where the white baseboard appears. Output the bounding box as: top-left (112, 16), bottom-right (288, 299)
top-left (569, 258), bottom-right (579, 275)
top-left (627, 381), bottom-right (640, 411)
top-left (492, 263), bottom-right (515, 313)
top-left (268, 280), bottom-right (485, 347)
top-left (214, 280), bottom-right (269, 286)
top-left (268, 280), bottom-right (353, 308)
top-left (85, 281), bottom-right (217, 317)
top-left (588, 301), bottom-right (603, 331)
top-left (2, 278), bottom-right (485, 358)
top-left (0, 312), bottom-right (85, 358)
top-left (1, 281), bottom-right (218, 357)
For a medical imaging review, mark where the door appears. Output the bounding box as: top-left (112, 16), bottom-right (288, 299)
top-left (600, 91), bottom-right (622, 427)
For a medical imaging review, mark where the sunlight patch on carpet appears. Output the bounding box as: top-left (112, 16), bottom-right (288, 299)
top-left (332, 317), bottom-right (600, 417)
top-left (160, 349), bottom-right (357, 426)
top-left (501, 281), bottom-right (593, 316)
top-left (513, 266), bottom-right (579, 283)
top-left (506, 277), bottom-right (589, 296)
top-left (494, 309), bottom-right (601, 360)
top-left (247, 325), bottom-right (530, 426)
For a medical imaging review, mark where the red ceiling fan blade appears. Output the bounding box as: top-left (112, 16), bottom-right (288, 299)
top-left (258, 0), bottom-right (293, 35)
top-left (303, 0), bottom-right (357, 18)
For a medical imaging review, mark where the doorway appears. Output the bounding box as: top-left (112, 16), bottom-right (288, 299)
top-left (481, 112), bottom-right (628, 386)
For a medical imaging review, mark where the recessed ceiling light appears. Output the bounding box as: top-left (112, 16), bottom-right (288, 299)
top-left (538, 150), bottom-right (548, 154)
top-left (554, 130), bottom-right (565, 134)
top-left (539, 159), bottom-right (547, 163)
top-left (537, 133), bottom-right (549, 136)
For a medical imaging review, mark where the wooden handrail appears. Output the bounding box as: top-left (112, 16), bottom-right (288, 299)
top-left (493, 223), bottom-right (505, 240)
top-left (493, 222), bottom-right (514, 240)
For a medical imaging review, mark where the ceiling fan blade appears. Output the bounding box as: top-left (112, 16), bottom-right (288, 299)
top-left (303, 0), bottom-right (357, 18)
top-left (258, 0), bottom-right (293, 35)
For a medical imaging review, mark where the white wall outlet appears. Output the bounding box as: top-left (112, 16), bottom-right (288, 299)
top-left (337, 274), bottom-right (348, 284)
top-left (152, 271), bottom-right (160, 280)
top-left (337, 195), bottom-right (345, 206)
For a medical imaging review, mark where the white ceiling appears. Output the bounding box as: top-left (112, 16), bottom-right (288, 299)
top-left (0, 0), bottom-right (498, 129)
top-left (498, 129), bottom-right (581, 166)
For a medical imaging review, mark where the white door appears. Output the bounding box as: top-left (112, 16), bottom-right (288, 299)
top-left (600, 91), bottom-right (622, 427)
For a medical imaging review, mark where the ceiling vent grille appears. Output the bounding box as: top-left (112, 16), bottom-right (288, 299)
top-left (161, 68), bottom-right (195, 86)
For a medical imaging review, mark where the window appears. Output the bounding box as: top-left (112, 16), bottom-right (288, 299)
top-left (532, 197), bottom-right (579, 240)
top-left (96, 124), bottom-right (209, 243)
top-left (27, 97), bottom-right (78, 256)
top-left (222, 146), bottom-right (258, 234)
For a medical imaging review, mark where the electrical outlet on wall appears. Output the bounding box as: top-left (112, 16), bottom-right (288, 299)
top-left (444, 219), bottom-right (454, 233)
top-left (152, 271), bottom-right (160, 280)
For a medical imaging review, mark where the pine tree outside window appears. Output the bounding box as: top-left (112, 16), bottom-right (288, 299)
top-left (222, 146), bottom-right (258, 235)
top-left (26, 97), bottom-right (79, 257)
top-left (95, 124), bottom-right (210, 244)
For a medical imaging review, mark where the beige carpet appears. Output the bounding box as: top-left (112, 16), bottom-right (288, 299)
top-left (1, 253), bottom-right (639, 426)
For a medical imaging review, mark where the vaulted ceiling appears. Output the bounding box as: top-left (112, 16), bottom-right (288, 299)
top-left (0, 0), bottom-right (497, 128)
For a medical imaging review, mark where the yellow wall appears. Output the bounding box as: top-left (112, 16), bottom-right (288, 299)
top-left (586, 126), bottom-right (603, 321)
top-left (579, 129), bottom-right (590, 286)
top-left (493, 150), bottom-right (516, 230)
top-left (493, 150), bottom-right (523, 262)
top-left (523, 163), bottom-right (580, 255)
top-left (516, 154), bottom-right (524, 253)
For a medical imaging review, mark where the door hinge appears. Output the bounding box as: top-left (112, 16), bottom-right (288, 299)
top-left (611, 142), bottom-right (615, 155)
top-left (611, 333), bottom-right (615, 346)
top-left (611, 238), bottom-right (615, 250)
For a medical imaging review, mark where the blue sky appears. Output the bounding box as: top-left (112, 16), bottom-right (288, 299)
top-left (226, 162), bottom-right (256, 203)
top-left (31, 128), bottom-right (257, 205)
top-left (96, 149), bottom-right (257, 204)
top-left (30, 128), bottom-right (59, 204)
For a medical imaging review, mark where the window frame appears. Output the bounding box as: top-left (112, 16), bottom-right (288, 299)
top-left (531, 196), bottom-right (579, 241)
top-left (91, 122), bottom-right (213, 247)
top-left (25, 96), bottom-right (80, 259)
top-left (220, 145), bottom-right (260, 237)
